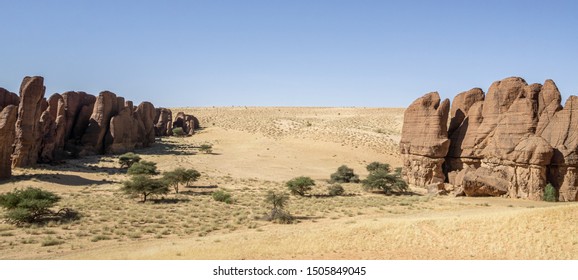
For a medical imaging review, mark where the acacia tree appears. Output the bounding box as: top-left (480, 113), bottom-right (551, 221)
top-left (127, 161), bottom-right (158, 176)
top-left (264, 191), bottom-right (293, 223)
top-left (162, 168), bottom-right (201, 193)
top-left (362, 165), bottom-right (407, 195)
top-left (122, 175), bottom-right (169, 202)
top-left (330, 165), bottom-right (360, 183)
top-left (0, 187), bottom-right (76, 224)
top-left (286, 176), bottom-right (315, 196)
top-left (118, 152), bottom-right (141, 168)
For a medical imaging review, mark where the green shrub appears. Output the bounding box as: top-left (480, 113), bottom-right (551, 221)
top-left (286, 176), bottom-right (315, 196)
top-left (362, 167), bottom-right (408, 195)
top-left (0, 187), bottom-right (61, 224)
top-left (212, 190), bottom-right (233, 204)
top-left (366, 162), bottom-right (391, 173)
top-left (199, 144), bottom-right (213, 154)
top-left (172, 127), bottom-right (185, 137)
top-left (162, 168), bottom-right (201, 193)
top-left (544, 183), bottom-right (557, 202)
top-left (118, 152), bottom-right (141, 168)
top-left (327, 184), bottom-right (345, 196)
top-left (330, 165), bottom-right (360, 183)
top-left (122, 175), bottom-right (169, 202)
top-left (127, 160), bottom-right (158, 176)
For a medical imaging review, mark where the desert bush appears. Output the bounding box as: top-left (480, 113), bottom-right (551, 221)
top-left (163, 168), bottom-right (201, 193)
top-left (264, 191), bottom-right (293, 224)
top-left (362, 167), bottom-right (408, 195)
top-left (118, 152), bottom-right (141, 168)
top-left (122, 175), bottom-right (169, 202)
top-left (327, 184), bottom-right (345, 196)
top-left (172, 127), bottom-right (185, 137)
top-left (330, 165), bottom-right (360, 183)
top-left (0, 187), bottom-right (76, 224)
top-left (286, 176), bottom-right (315, 196)
top-left (544, 183), bottom-right (557, 202)
top-left (127, 160), bottom-right (158, 176)
top-left (199, 144), bottom-right (213, 154)
top-left (212, 190), bottom-right (233, 204)
top-left (366, 162), bottom-right (391, 173)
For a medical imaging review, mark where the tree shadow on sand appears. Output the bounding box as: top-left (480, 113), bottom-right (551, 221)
top-left (6, 173), bottom-right (115, 186)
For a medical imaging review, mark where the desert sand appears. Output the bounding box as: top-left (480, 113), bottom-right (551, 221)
top-left (0, 107), bottom-right (576, 259)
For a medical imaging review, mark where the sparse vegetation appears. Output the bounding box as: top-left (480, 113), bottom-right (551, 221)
top-left (162, 168), bottom-right (201, 193)
top-left (199, 144), bottom-right (213, 154)
top-left (122, 175), bottom-right (170, 202)
top-left (0, 187), bottom-right (74, 224)
top-left (127, 160), bottom-right (158, 176)
top-left (286, 176), bottom-right (315, 196)
top-left (264, 191), bottom-right (293, 224)
top-left (118, 152), bottom-right (141, 168)
top-left (366, 162), bottom-right (391, 173)
top-left (212, 190), bottom-right (233, 204)
top-left (327, 184), bottom-right (345, 196)
top-left (330, 165), bottom-right (360, 183)
top-left (362, 164), bottom-right (408, 195)
top-left (172, 127), bottom-right (185, 137)
top-left (544, 183), bottom-right (557, 202)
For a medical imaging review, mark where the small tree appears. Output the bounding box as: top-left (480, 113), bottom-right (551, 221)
top-left (172, 127), bottom-right (185, 137)
top-left (362, 167), bottom-right (407, 195)
top-left (163, 168), bottom-right (201, 193)
top-left (366, 162), bottom-right (391, 173)
top-left (264, 191), bottom-right (293, 224)
top-left (544, 183), bottom-right (557, 202)
top-left (122, 175), bottom-right (169, 202)
top-left (127, 160), bottom-right (158, 176)
top-left (286, 176), bottom-right (315, 196)
top-left (0, 187), bottom-right (61, 224)
top-left (118, 152), bottom-right (141, 168)
top-left (199, 144), bottom-right (213, 154)
top-left (330, 165), bottom-right (360, 183)
top-left (327, 184), bottom-right (345, 196)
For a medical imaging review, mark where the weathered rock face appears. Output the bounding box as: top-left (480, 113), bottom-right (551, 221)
top-left (403, 77), bottom-right (578, 201)
top-left (0, 88), bottom-right (19, 111)
top-left (80, 91), bottom-right (121, 155)
top-left (154, 108), bottom-right (173, 136)
top-left (39, 94), bottom-right (67, 163)
top-left (12, 76), bottom-right (46, 167)
top-left (107, 106), bottom-right (141, 154)
top-left (173, 112), bottom-right (198, 135)
top-left (62, 91), bottom-right (96, 142)
top-left (400, 92), bottom-right (450, 186)
top-left (135, 102), bottom-right (156, 147)
top-left (0, 105), bottom-right (18, 179)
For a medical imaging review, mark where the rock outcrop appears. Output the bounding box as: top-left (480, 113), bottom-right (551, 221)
top-left (135, 102), bottom-right (156, 146)
top-left (154, 108), bottom-right (173, 136)
top-left (12, 76), bottom-right (46, 167)
top-left (402, 77), bottom-right (577, 201)
top-left (173, 112), bottom-right (197, 135)
top-left (0, 88), bottom-right (19, 110)
top-left (0, 105), bottom-right (18, 179)
top-left (81, 91), bottom-right (122, 155)
top-left (399, 92), bottom-right (450, 186)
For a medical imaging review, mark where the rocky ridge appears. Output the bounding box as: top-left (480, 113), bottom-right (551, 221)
top-left (0, 76), bottom-right (199, 180)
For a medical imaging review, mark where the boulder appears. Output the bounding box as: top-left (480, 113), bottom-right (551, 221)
top-left (39, 94), bottom-right (67, 162)
top-left (107, 107), bottom-right (140, 154)
top-left (12, 76), bottom-right (46, 167)
top-left (0, 105), bottom-right (18, 179)
top-left (173, 112), bottom-right (198, 135)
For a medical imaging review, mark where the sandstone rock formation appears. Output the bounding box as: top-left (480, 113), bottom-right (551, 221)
top-left (0, 88), bottom-right (19, 110)
top-left (402, 77), bottom-right (577, 201)
top-left (1, 75), bottom-right (191, 179)
top-left (12, 76), bottom-right (46, 167)
top-left (154, 108), bottom-right (173, 136)
top-left (173, 112), bottom-right (197, 135)
top-left (399, 92), bottom-right (450, 186)
top-left (0, 105), bottom-right (18, 179)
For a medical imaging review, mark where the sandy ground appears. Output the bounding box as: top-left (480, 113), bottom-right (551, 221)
top-left (0, 107), bottom-right (577, 259)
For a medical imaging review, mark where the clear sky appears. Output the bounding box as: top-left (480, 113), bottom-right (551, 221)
top-left (1, 0), bottom-right (577, 107)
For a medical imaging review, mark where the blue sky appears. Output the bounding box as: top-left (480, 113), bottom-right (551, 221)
top-left (1, 0), bottom-right (577, 107)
